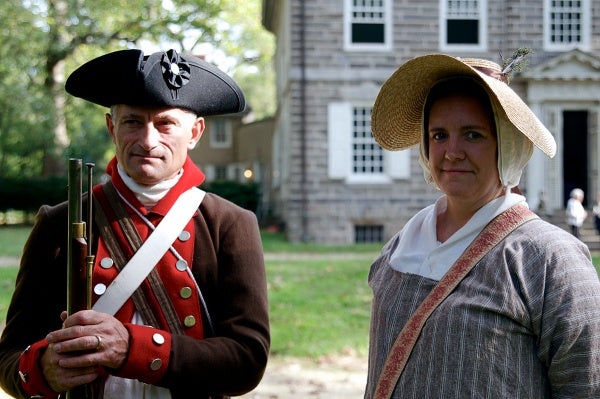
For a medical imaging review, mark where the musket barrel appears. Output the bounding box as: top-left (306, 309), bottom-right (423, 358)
top-left (67, 159), bottom-right (83, 316)
top-left (66, 159), bottom-right (94, 399)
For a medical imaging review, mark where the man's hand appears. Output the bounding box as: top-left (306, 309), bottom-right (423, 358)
top-left (42, 310), bottom-right (129, 392)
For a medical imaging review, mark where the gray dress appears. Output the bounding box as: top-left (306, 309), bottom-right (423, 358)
top-left (365, 217), bottom-right (600, 398)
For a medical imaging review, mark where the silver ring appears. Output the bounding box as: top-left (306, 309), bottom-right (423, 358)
top-left (95, 335), bottom-right (103, 351)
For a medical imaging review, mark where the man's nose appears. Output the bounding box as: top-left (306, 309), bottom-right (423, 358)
top-left (139, 123), bottom-right (160, 150)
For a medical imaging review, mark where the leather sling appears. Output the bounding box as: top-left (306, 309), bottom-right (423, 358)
top-left (92, 181), bottom-right (204, 334)
top-left (373, 204), bottom-right (537, 399)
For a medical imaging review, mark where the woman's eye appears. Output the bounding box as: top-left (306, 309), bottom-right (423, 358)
top-left (466, 131), bottom-right (484, 140)
top-left (431, 132), bottom-right (446, 141)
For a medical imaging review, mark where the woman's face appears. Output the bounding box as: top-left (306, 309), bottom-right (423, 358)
top-left (427, 94), bottom-right (503, 207)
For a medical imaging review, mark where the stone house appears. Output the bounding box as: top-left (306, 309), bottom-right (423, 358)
top-left (261, 0), bottom-right (600, 244)
top-left (189, 116), bottom-right (276, 224)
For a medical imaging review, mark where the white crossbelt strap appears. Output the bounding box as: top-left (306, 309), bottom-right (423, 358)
top-left (92, 187), bottom-right (205, 316)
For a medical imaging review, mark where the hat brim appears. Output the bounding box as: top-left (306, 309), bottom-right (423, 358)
top-left (371, 54), bottom-right (556, 157)
top-left (66, 49), bottom-right (246, 117)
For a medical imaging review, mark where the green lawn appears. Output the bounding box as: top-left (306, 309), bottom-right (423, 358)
top-left (2, 226), bottom-right (600, 359)
top-left (0, 226), bottom-right (378, 358)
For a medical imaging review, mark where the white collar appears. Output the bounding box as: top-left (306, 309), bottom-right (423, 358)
top-left (117, 164), bottom-right (183, 208)
top-left (388, 193), bottom-right (528, 280)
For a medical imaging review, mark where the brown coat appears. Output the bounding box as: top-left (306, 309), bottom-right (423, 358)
top-left (0, 192), bottom-right (270, 399)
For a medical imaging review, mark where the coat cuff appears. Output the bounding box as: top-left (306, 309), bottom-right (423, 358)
top-left (18, 339), bottom-right (59, 399)
top-left (110, 324), bottom-right (171, 385)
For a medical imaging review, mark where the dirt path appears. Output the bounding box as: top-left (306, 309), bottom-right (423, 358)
top-left (239, 354), bottom-right (367, 398)
top-left (0, 355), bottom-right (367, 398)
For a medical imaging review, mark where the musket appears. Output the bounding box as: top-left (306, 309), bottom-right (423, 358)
top-left (65, 159), bottom-right (95, 399)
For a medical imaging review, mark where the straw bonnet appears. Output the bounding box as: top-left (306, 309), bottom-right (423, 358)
top-left (371, 54), bottom-right (556, 158)
top-left (66, 48), bottom-right (245, 116)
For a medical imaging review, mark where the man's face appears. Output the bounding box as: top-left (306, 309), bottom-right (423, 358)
top-left (106, 105), bottom-right (204, 186)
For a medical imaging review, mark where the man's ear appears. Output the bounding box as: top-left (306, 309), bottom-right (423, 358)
top-left (105, 113), bottom-right (116, 143)
top-left (189, 117), bottom-right (205, 150)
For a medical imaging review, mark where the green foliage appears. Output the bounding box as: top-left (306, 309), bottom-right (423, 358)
top-left (201, 180), bottom-right (260, 212)
top-left (0, 0), bottom-right (274, 178)
top-left (0, 176), bottom-right (68, 214)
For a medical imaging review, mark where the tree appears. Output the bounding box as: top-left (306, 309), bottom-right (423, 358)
top-left (1, 0), bottom-right (275, 177)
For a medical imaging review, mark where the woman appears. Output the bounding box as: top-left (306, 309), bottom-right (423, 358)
top-left (566, 187), bottom-right (587, 238)
top-left (365, 54), bottom-right (600, 398)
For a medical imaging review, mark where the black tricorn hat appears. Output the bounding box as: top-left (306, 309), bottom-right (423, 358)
top-left (65, 48), bottom-right (245, 116)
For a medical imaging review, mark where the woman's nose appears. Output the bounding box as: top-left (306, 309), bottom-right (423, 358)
top-left (444, 136), bottom-right (465, 161)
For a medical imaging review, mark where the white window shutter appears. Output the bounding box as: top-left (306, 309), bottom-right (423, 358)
top-left (204, 165), bottom-right (215, 181)
top-left (328, 102), bottom-right (352, 179)
top-left (227, 165), bottom-right (238, 181)
top-left (386, 149), bottom-right (411, 179)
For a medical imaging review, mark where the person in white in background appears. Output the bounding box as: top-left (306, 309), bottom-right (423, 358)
top-left (566, 188), bottom-right (587, 238)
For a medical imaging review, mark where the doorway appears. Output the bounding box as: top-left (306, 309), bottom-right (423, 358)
top-left (562, 110), bottom-right (589, 207)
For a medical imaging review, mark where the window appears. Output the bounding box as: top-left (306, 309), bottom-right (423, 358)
top-left (440, 0), bottom-right (487, 51)
top-left (209, 119), bottom-right (231, 148)
top-left (344, 0), bottom-right (392, 51)
top-left (353, 107), bottom-right (384, 174)
top-left (544, 0), bottom-right (590, 51)
top-left (214, 165), bottom-right (228, 180)
top-left (328, 102), bottom-right (410, 183)
top-left (355, 225), bottom-right (384, 243)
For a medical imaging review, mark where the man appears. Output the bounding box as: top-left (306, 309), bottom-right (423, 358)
top-left (0, 48), bottom-right (270, 399)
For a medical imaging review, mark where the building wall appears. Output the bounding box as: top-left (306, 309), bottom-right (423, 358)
top-left (264, 0), bottom-right (600, 244)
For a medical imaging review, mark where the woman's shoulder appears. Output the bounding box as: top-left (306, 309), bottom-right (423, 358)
top-left (506, 216), bottom-right (591, 260)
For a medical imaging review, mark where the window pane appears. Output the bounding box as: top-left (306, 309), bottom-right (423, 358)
top-left (549, 0), bottom-right (583, 45)
top-left (352, 107), bottom-right (383, 174)
top-left (355, 225), bottom-right (384, 243)
top-left (447, 19), bottom-right (479, 44)
top-left (352, 23), bottom-right (385, 43)
top-left (351, 0), bottom-right (386, 44)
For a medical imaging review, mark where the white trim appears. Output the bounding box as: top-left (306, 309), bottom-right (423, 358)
top-left (209, 119), bottom-right (232, 149)
top-left (543, 0), bottom-right (591, 51)
top-left (328, 102), bottom-right (353, 179)
top-left (344, 0), bottom-right (393, 52)
top-left (439, 0), bottom-right (487, 52)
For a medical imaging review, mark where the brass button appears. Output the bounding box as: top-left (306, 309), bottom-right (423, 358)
top-left (152, 333), bottom-right (165, 345)
top-left (180, 287), bottom-right (192, 299)
top-left (184, 315), bottom-right (196, 327)
top-left (149, 358), bottom-right (162, 371)
top-left (100, 257), bottom-right (114, 269)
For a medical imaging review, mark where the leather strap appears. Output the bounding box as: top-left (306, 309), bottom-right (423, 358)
top-left (92, 183), bottom-right (205, 321)
top-left (373, 204), bottom-right (537, 399)
top-left (93, 187), bottom-right (161, 328)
